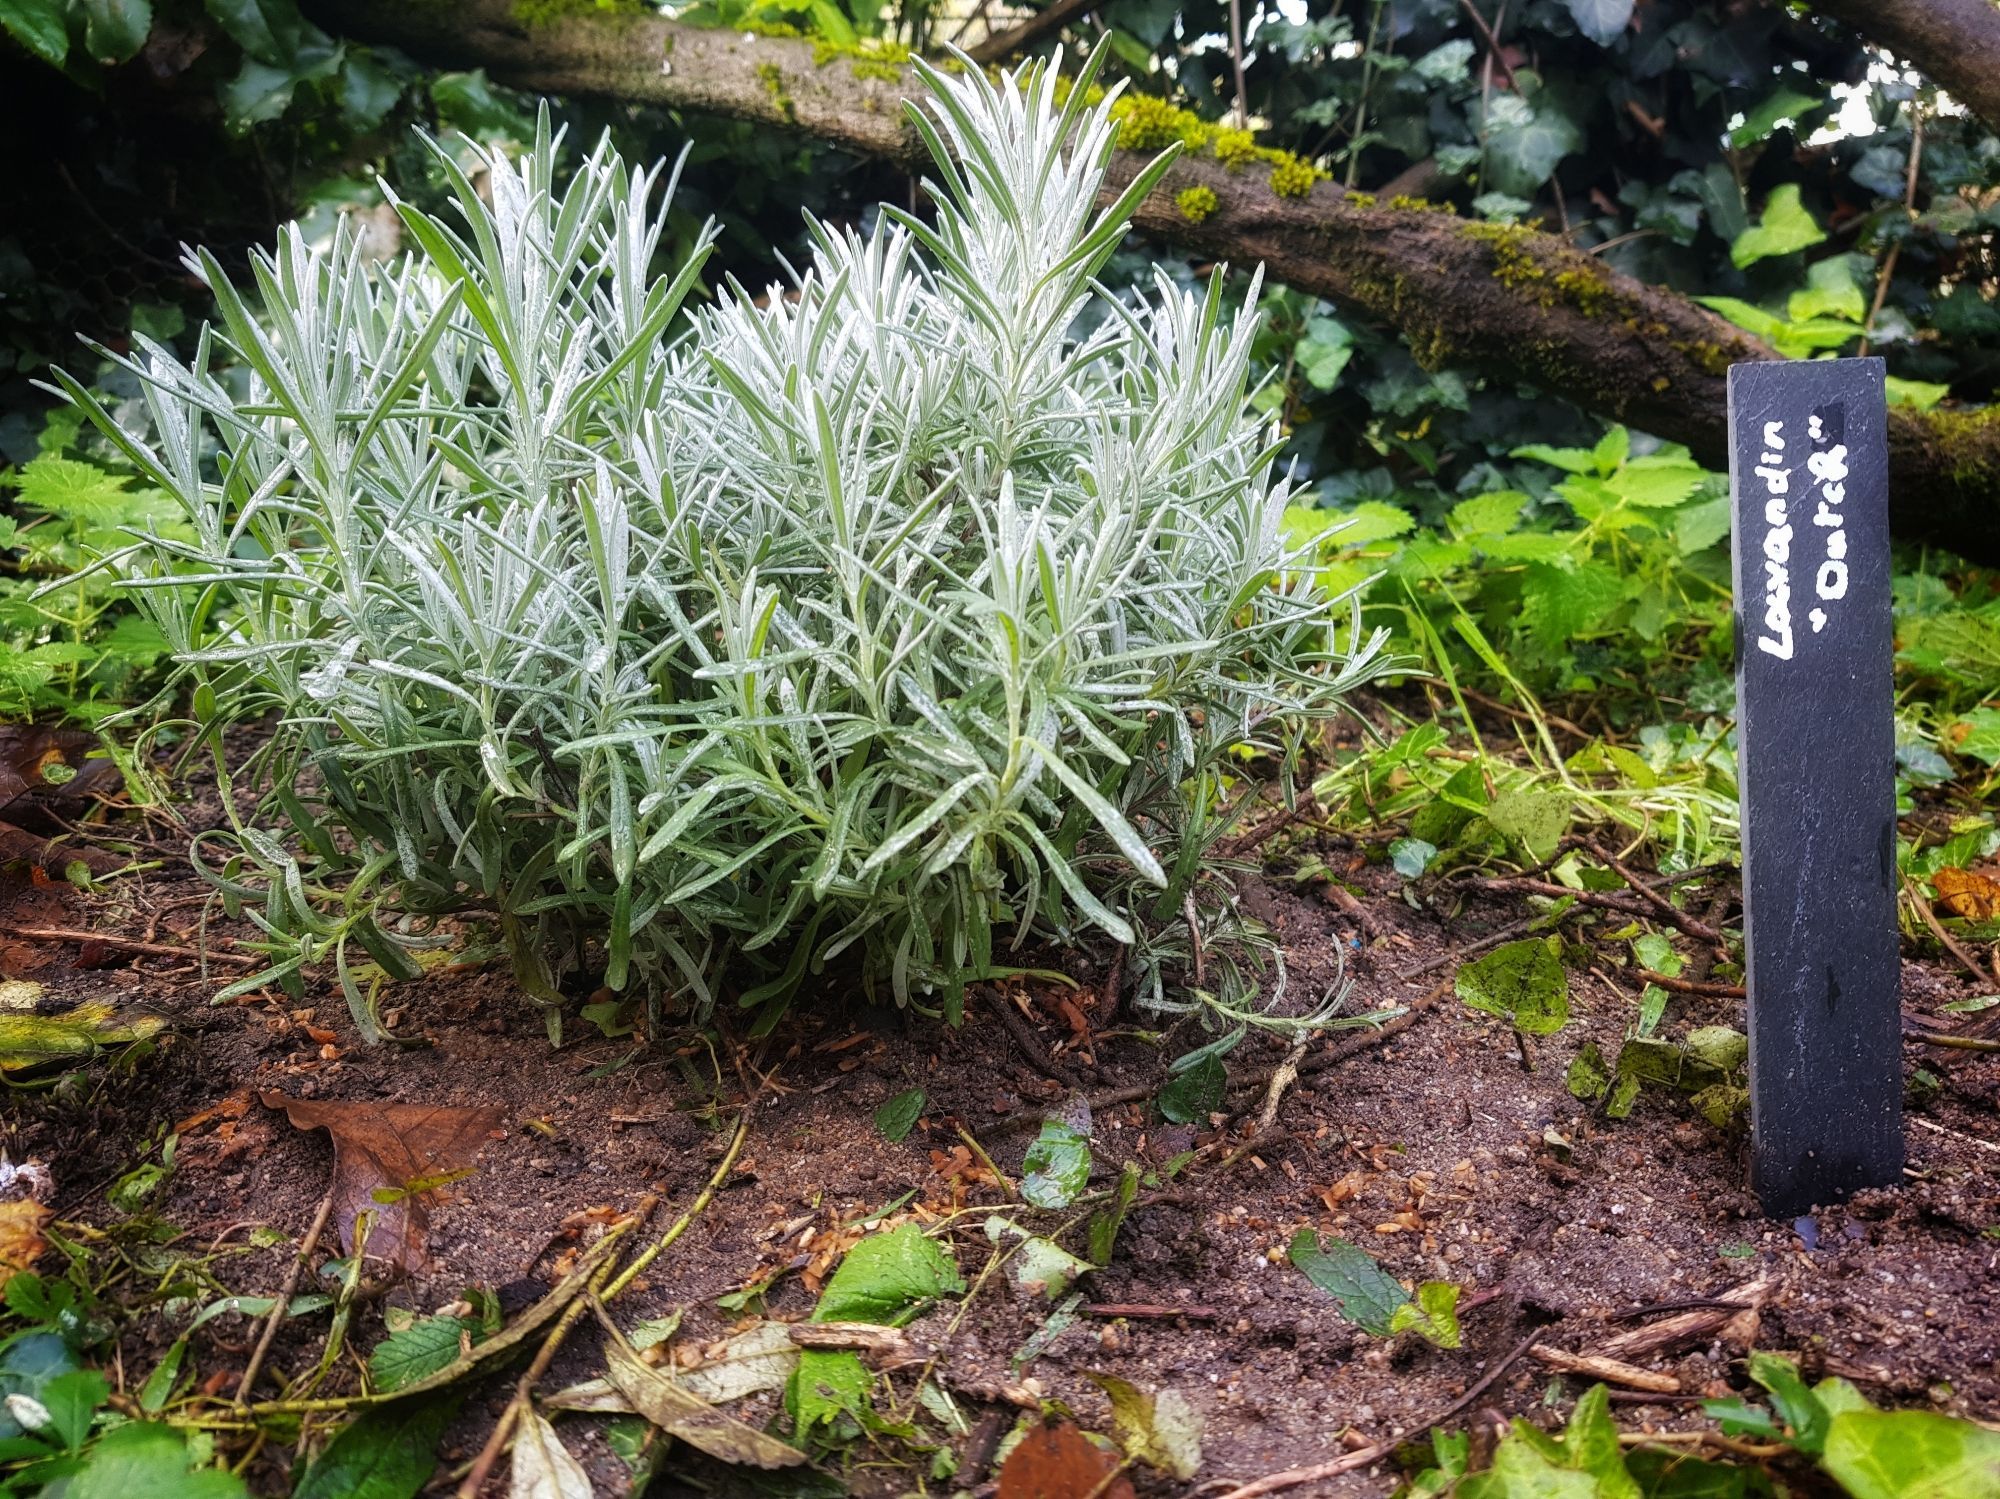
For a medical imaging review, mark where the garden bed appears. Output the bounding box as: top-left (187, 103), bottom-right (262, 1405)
top-left (2, 719), bottom-right (1995, 1497)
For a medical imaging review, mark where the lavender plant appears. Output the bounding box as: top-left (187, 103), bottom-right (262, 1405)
top-left (52, 47), bottom-right (1389, 1040)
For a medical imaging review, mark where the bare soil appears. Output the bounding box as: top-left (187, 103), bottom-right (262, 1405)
top-left (1, 736), bottom-right (1996, 1497)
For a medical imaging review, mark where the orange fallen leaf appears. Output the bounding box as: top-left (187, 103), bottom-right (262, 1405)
top-left (996, 1420), bottom-right (1136, 1499)
top-left (0, 1198), bottom-right (50, 1290)
top-left (1934, 866), bottom-right (2000, 922)
top-left (260, 1092), bottom-right (506, 1273)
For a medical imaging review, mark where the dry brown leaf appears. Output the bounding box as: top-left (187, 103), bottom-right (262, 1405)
top-left (0, 1198), bottom-right (50, 1290)
top-left (996, 1420), bottom-right (1136, 1499)
top-left (259, 1091), bottom-right (505, 1272)
top-left (596, 1307), bottom-right (807, 1469)
top-left (1935, 866), bottom-right (2000, 922)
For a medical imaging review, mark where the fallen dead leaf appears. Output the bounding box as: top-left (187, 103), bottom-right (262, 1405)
top-left (1935, 866), bottom-right (2000, 922)
top-left (0, 1198), bottom-right (50, 1290)
top-left (996, 1419), bottom-right (1136, 1499)
top-left (595, 1307), bottom-right (807, 1469)
top-left (259, 1092), bottom-right (505, 1272)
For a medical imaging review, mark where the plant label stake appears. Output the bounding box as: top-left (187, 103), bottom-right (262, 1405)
top-left (1727, 356), bottom-right (1901, 1218)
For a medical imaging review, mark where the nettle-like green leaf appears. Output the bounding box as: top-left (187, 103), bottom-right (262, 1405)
top-left (1287, 1231), bottom-right (1407, 1336)
top-left (811, 1223), bottom-right (962, 1326)
top-left (0, 0), bottom-right (69, 66)
top-left (11, 458), bottom-right (141, 526)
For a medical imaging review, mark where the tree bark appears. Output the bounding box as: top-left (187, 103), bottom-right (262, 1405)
top-left (1808, 0), bottom-right (2000, 139)
top-left (305, 0), bottom-right (2000, 563)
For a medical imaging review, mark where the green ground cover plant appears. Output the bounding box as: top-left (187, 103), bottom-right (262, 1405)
top-left (51, 46), bottom-right (1389, 1040)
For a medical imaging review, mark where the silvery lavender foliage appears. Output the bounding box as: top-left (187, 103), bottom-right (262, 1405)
top-left (56, 47), bottom-right (1389, 1040)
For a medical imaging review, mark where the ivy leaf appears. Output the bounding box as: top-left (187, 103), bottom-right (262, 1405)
top-left (811, 1222), bottom-right (962, 1326)
top-left (0, 0), bottom-right (70, 66)
top-left (1731, 84), bottom-right (1824, 147)
top-left (787, 1348), bottom-right (870, 1437)
top-left (1287, 1230), bottom-right (1410, 1337)
top-left (1563, 0), bottom-right (1633, 47)
top-left (1021, 1119), bottom-right (1092, 1208)
top-left (872, 1087), bottom-right (924, 1143)
top-left (1732, 184), bottom-right (1827, 268)
top-left (1485, 94), bottom-right (1582, 197)
top-left (1820, 1409), bottom-right (2000, 1499)
top-left (1787, 257), bottom-right (1866, 324)
top-left (1387, 1281), bottom-right (1463, 1349)
top-left (1455, 937), bottom-right (1570, 1035)
top-left (1389, 837), bottom-right (1437, 879)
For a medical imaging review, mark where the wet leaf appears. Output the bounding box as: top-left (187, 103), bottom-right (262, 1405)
top-left (1934, 867), bottom-right (2000, 922)
top-left (1089, 1373), bottom-right (1203, 1480)
top-left (598, 1309), bottom-right (806, 1468)
top-left (873, 1087), bottom-right (925, 1142)
top-left (1389, 1281), bottom-right (1463, 1349)
top-left (1457, 1385), bottom-right (1632, 1499)
top-left (1012, 1291), bottom-right (1082, 1372)
top-left (1087, 1161), bottom-right (1140, 1266)
top-left (368, 1317), bottom-right (474, 1393)
top-left (665, 1321), bottom-right (798, 1404)
top-left (1456, 938), bottom-right (1570, 1035)
top-left (64, 1420), bottom-right (246, 1499)
top-left (0, 1002), bottom-right (164, 1074)
top-left (1566, 1043), bottom-right (1611, 1102)
top-left (1157, 1055), bottom-right (1225, 1124)
top-left (1820, 1409), bottom-right (2000, 1499)
top-left (1486, 789), bottom-right (1572, 864)
top-left (996, 1419), bottom-right (1136, 1499)
top-left (788, 1347), bottom-right (870, 1436)
top-left (1287, 1230), bottom-right (1409, 1337)
top-left (1021, 1120), bottom-right (1091, 1208)
top-left (509, 1412), bottom-right (592, 1499)
top-left (292, 1394), bottom-right (462, 1499)
top-left (1009, 1236), bottom-right (1094, 1300)
top-left (260, 1093), bottom-right (504, 1271)
top-left (812, 1222), bottom-right (962, 1326)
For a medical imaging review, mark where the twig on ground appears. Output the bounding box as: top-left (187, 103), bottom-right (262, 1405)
top-left (601, 1111), bottom-right (750, 1301)
top-left (232, 1183), bottom-right (337, 1408)
top-left (1530, 1345), bottom-right (1681, 1393)
top-left (1206, 1333), bottom-right (1539, 1499)
top-left (1910, 1115), bottom-right (2000, 1157)
top-left (1633, 969), bottom-right (1745, 998)
top-left (1583, 838), bottom-right (1731, 955)
top-left (455, 1246), bottom-right (624, 1498)
top-left (1253, 1032), bottom-right (1313, 1134)
top-left (453, 1110), bottom-right (749, 1498)
top-left (0, 923), bottom-right (260, 968)
top-left (1460, 876), bottom-right (1727, 946)
top-left (1905, 1027), bottom-right (2000, 1052)
top-left (1909, 887), bottom-right (2000, 992)
top-left (1597, 1279), bottom-right (1769, 1361)
top-left (1084, 1303), bottom-right (1223, 1320)
top-left (985, 989), bottom-right (1083, 1090)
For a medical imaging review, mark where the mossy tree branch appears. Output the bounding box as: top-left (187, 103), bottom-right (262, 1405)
top-left (303, 0), bottom-right (2000, 564)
